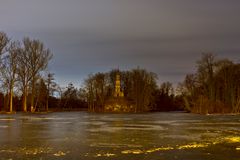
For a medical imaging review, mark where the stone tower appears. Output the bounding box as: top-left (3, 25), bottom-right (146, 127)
top-left (114, 72), bottom-right (124, 97)
top-left (104, 71), bottom-right (133, 112)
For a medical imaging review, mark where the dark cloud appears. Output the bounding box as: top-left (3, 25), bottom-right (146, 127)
top-left (0, 0), bottom-right (240, 87)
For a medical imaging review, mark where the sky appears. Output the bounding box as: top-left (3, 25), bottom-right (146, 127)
top-left (0, 0), bottom-right (240, 87)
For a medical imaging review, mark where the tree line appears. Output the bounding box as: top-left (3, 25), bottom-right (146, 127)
top-left (84, 69), bottom-right (181, 112)
top-left (85, 69), bottom-right (157, 112)
top-left (1, 31), bottom-right (239, 114)
top-left (83, 54), bottom-right (240, 114)
top-left (178, 53), bottom-right (240, 114)
top-left (0, 32), bottom-right (52, 112)
top-left (0, 32), bottom-right (86, 113)
top-left (0, 31), bottom-right (179, 113)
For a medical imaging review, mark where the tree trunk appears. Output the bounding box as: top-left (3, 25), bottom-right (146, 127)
top-left (46, 95), bottom-right (49, 112)
top-left (9, 87), bottom-right (13, 113)
top-left (31, 77), bottom-right (36, 112)
top-left (22, 85), bottom-right (28, 112)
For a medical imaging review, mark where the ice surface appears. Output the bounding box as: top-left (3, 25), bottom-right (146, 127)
top-left (0, 112), bottom-right (239, 160)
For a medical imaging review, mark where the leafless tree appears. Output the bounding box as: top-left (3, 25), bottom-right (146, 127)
top-left (22, 37), bottom-right (53, 112)
top-left (0, 32), bottom-right (9, 55)
top-left (45, 73), bottom-right (56, 111)
top-left (0, 37), bottom-right (20, 112)
top-left (17, 47), bottom-right (31, 112)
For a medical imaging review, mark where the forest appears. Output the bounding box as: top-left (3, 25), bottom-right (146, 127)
top-left (84, 69), bottom-right (180, 112)
top-left (0, 32), bottom-right (87, 112)
top-left (179, 53), bottom-right (240, 114)
top-left (0, 31), bottom-right (239, 114)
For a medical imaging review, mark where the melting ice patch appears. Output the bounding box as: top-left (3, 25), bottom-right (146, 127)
top-left (20, 116), bottom-right (76, 121)
top-left (0, 125), bottom-right (9, 128)
top-left (163, 134), bottom-right (202, 141)
top-left (79, 121), bottom-right (106, 126)
top-left (0, 149), bottom-right (15, 153)
top-left (122, 124), bottom-right (164, 130)
top-left (87, 124), bottom-right (164, 132)
top-left (0, 118), bottom-right (16, 121)
top-left (97, 116), bottom-right (133, 121)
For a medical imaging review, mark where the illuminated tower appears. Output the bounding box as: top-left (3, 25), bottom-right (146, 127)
top-left (114, 72), bottom-right (124, 97)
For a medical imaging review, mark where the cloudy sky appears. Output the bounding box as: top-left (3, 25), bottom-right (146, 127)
top-left (1, 0), bottom-right (240, 87)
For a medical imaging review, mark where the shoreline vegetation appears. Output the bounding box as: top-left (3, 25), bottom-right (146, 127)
top-left (0, 31), bottom-right (240, 115)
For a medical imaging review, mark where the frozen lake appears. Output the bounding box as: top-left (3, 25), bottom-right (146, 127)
top-left (0, 112), bottom-right (239, 160)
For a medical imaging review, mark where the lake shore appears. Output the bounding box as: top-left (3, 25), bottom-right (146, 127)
top-left (1, 110), bottom-right (239, 115)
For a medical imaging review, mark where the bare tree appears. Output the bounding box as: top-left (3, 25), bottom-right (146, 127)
top-left (0, 32), bottom-right (9, 111)
top-left (45, 73), bottom-right (56, 111)
top-left (196, 53), bottom-right (217, 101)
top-left (22, 37), bottom-right (53, 112)
top-left (35, 78), bottom-right (48, 111)
top-left (61, 83), bottom-right (78, 109)
top-left (84, 74), bottom-right (95, 112)
top-left (130, 68), bottom-right (157, 112)
top-left (0, 39), bottom-right (20, 112)
top-left (0, 32), bottom-right (9, 55)
top-left (84, 69), bottom-right (158, 112)
top-left (160, 82), bottom-right (174, 96)
top-left (17, 47), bottom-right (31, 112)
top-left (180, 53), bottom-right (240, 114)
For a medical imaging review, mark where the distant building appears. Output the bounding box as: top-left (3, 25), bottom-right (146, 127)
top-left (114, 72), bottom-right (124, 97)
top-left (104, 71), bottom-right (133, 112)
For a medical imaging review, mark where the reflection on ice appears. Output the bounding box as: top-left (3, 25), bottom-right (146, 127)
top-left (0, 146), bottom-right (70, 157)
top-left (19, 147), bottom-right (52, 155)
top-left (119, 135), bottom-right (240, 155)
top-left (225, 136), bottom-right (240, 143)
top-left (53, 151), bottom-right (68, 157)
top-left (146, 147), bottom-right (174, 153)
top-left (122, 149), bottom-right (143, 154)
top-left (121, 146), bottom-right (175, 155)
top-left (177, 143), bottom-right (209, 149)
top-left (90, 142), bottom-right (142, 148)
top-left (94, 153), bottom-right (116, 157)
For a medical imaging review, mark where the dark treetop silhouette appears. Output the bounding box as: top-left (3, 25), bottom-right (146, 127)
top-left (0, 32), bottom-right (239, 114)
